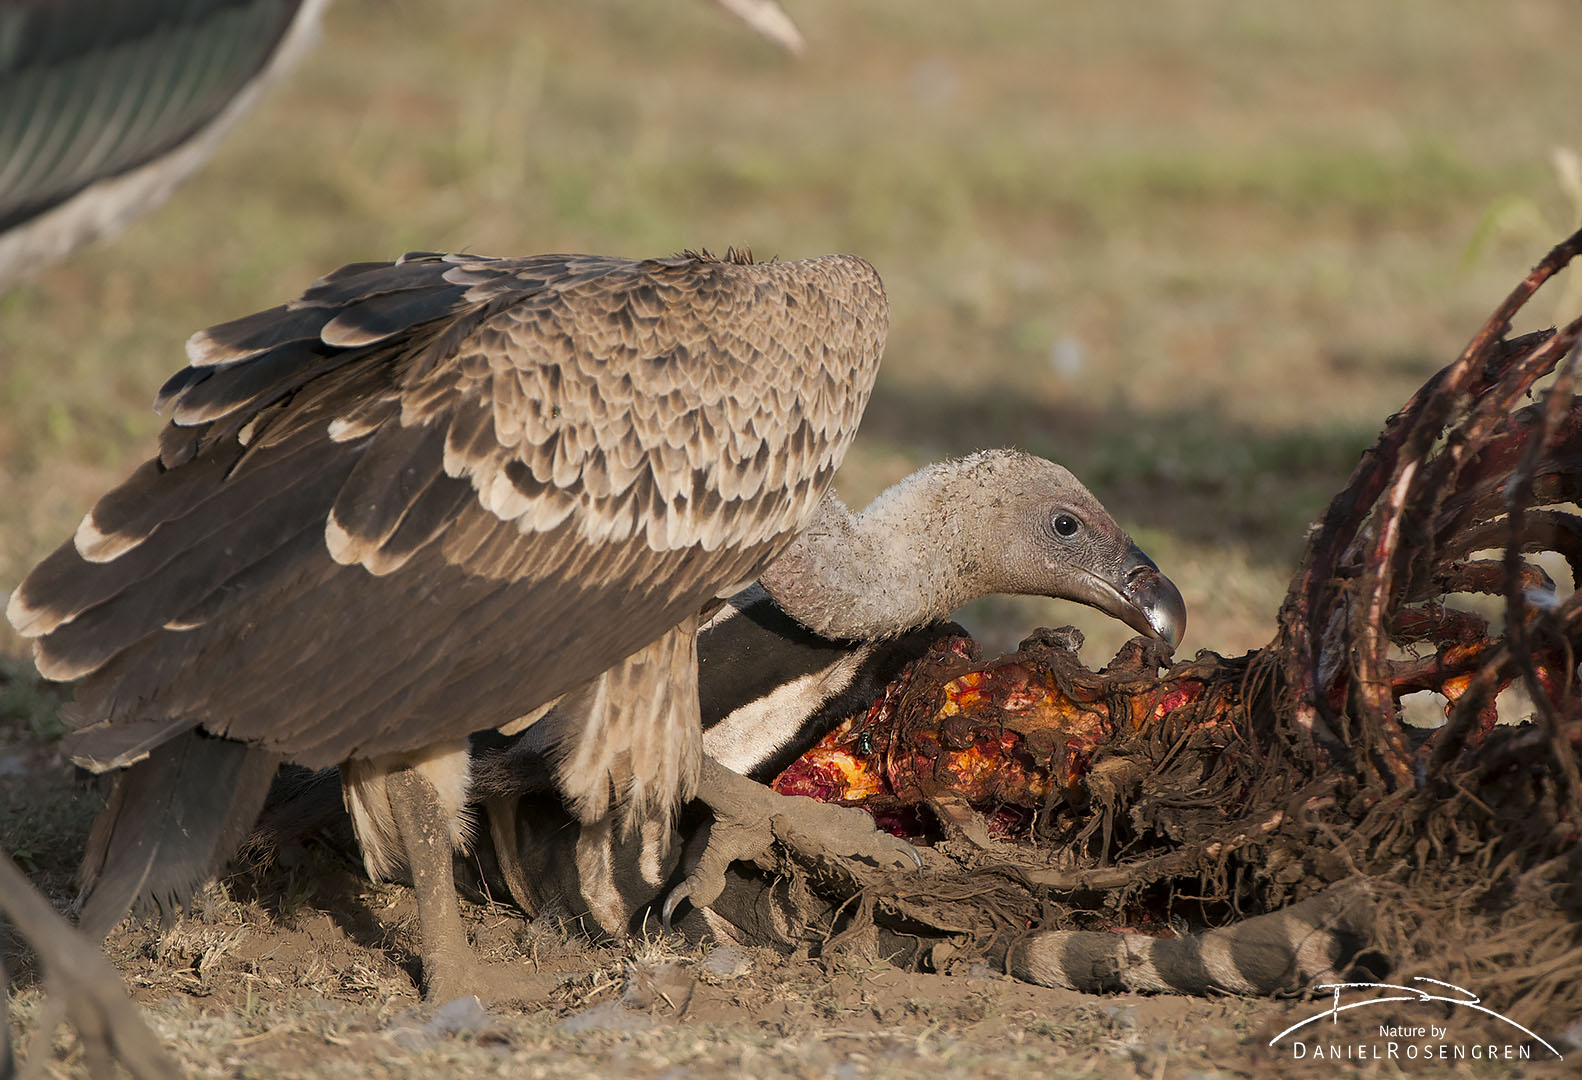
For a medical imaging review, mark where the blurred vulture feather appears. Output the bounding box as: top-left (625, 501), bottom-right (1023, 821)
top-left (708, 0), bottom-right (804, 55)
top-left (0, 0), bottom-right (805, 292)
top-left (0, 0), bottom-right (329, 290)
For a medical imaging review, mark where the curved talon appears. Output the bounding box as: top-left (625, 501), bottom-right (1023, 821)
top-left (659, 886), bottom-right (687, 932)
top-left (853, 832), bottom-right (921, 871)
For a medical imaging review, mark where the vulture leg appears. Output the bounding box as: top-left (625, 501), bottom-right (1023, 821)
top-left (660, 757), bottom-right (922, 927)
top-left (385, 768), bottom-right (479, 1003)
top-left (383, 769), bottom-right (555, 1005)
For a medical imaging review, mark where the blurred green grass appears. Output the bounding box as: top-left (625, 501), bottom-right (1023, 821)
top-left (2, 0), bottom-right (1580, 663)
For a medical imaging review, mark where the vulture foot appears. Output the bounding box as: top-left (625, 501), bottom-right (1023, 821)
top-left (661, 758), bottom-right (921, 927)
top-left (422, 963), bottom-right (560, 1012)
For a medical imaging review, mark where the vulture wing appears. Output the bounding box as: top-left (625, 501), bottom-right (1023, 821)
top-left (7, 251), bottom-right (887, 777)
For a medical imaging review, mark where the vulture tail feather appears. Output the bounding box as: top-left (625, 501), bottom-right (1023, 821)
top-left (76, 732), bottom-right (281, 940)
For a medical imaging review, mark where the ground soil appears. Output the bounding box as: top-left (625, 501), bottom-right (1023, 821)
top-left (4, 713), bottom-right (1572, 1079)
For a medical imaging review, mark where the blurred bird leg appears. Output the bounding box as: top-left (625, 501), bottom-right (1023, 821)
top-left (0, 0), bottom-right (329, 290)
top-left (0, 847), bottom-right (180, 1080)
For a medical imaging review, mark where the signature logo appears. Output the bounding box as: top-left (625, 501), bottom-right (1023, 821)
top-left (1269, 977), bottom-right (1563, 1062)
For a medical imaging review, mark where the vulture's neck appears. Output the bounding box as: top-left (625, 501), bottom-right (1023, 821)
top-left (759, 462), bottom-right (987, 640)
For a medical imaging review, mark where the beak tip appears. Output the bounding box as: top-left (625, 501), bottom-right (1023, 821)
top-left (1145, 576), bottom-right (1187, 652)
top-left (1153, 603), bottom-right (1186, 651)
top-left (1121, 545), bottom-right (1187, 653)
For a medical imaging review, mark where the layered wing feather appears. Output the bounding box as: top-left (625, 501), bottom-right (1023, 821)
top-left (7, 251), bottom-right (887, 781)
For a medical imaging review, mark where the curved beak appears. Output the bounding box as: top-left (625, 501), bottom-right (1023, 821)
top-left (1117, 544), bottom-right (1187, 650)
top-left (1057, 543), bottom-right (1187, 651)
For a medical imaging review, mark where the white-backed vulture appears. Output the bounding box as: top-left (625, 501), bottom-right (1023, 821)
top-left (7, 247), bottom-right (889, 1001)
top-left (8, 246), bottom-right (1188, 1000)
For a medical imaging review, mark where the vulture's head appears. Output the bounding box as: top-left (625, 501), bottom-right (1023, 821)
top-left (935, 450), bottom-right (1187, 650)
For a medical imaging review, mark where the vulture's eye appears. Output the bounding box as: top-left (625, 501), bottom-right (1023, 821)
top-left (1053, 513), bottom-right (1081, 537)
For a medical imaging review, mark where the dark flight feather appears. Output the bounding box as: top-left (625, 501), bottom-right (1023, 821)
top-left (318, 284), bottom-right (472, 349)
top-left (164, 338), bottom-right (347, 424)
top-left (15, 424), bottom-right (359, 664)
top-left (76, 732), bottom-right (282, 939)
top-left (176, 303), bottom-right (338, 371)
top-left (40, 458), bottom-right (355, 683)
top-left (327, 418), bottom-right (450, 564)
top-left (369, 473), bottom-right (475, 570)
